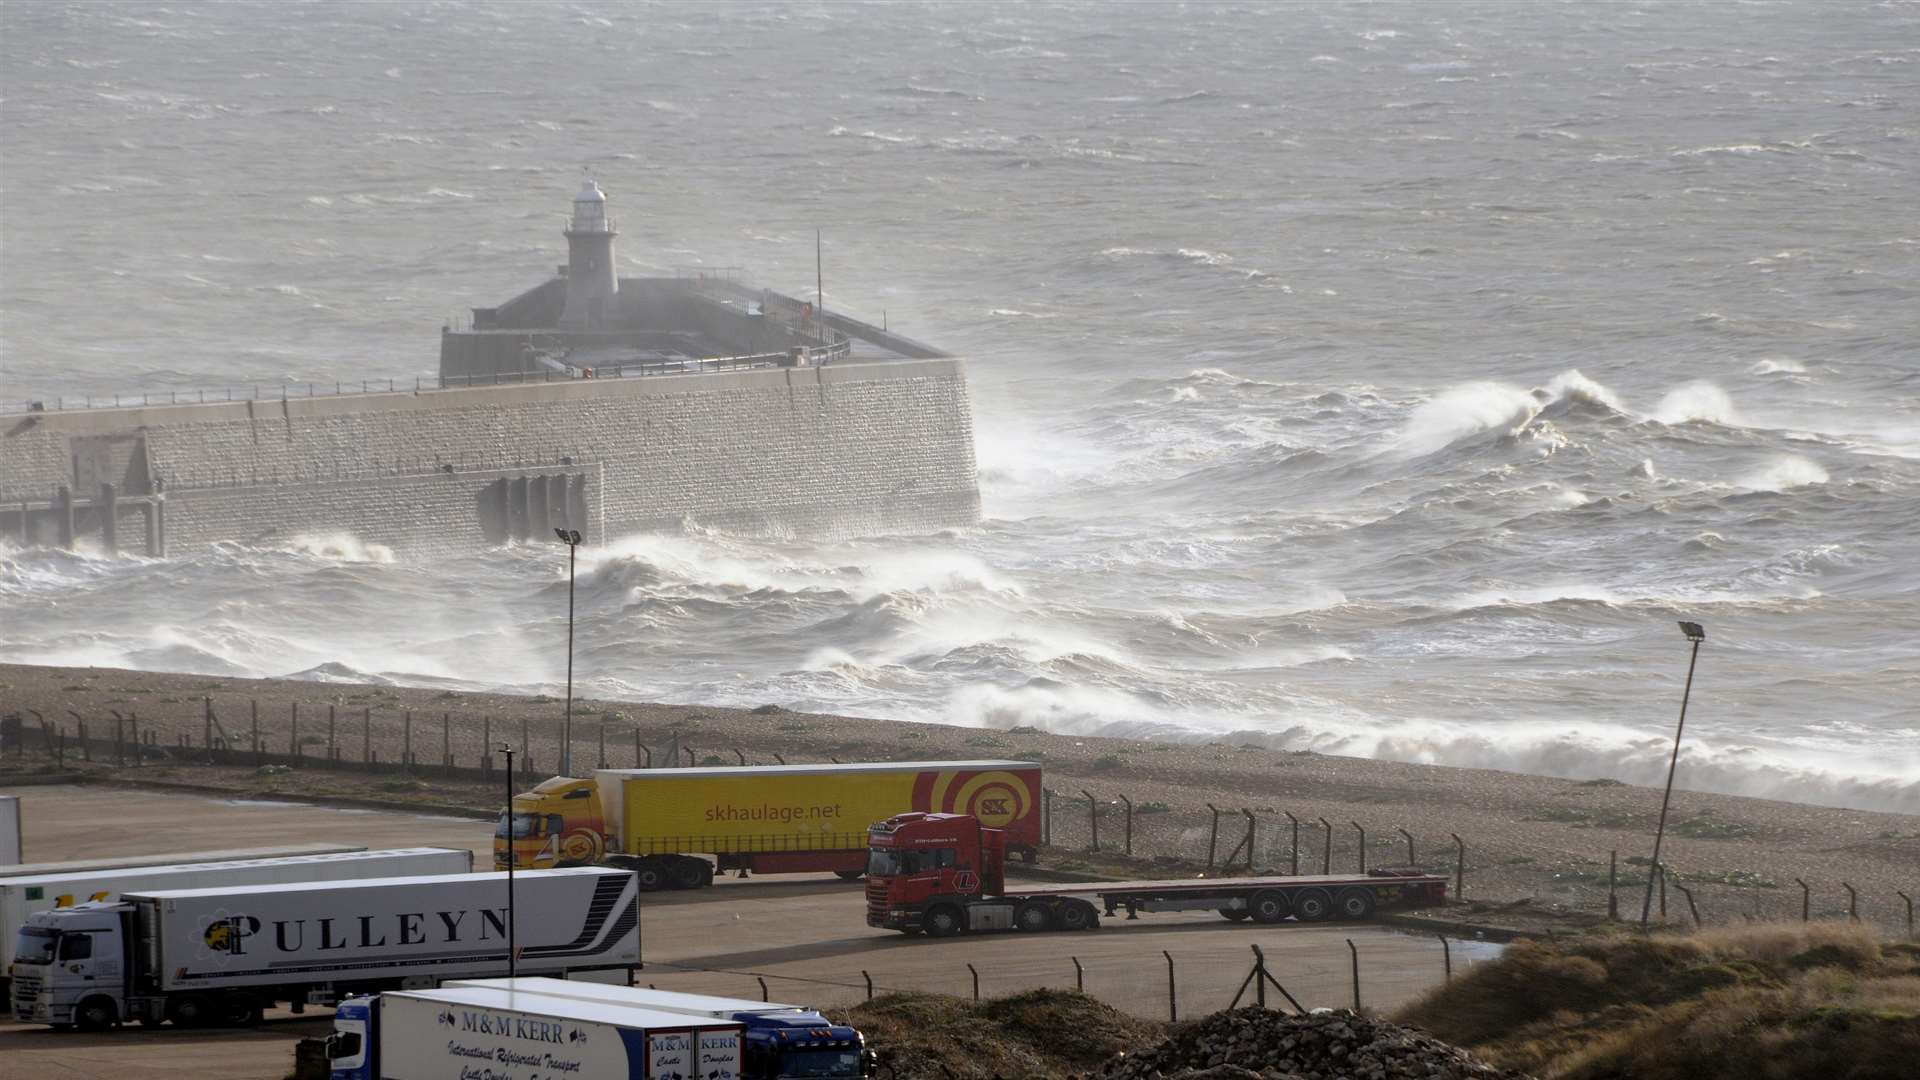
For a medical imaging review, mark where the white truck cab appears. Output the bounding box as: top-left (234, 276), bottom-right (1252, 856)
top-left (11, 902), bottom-right (133, 1029)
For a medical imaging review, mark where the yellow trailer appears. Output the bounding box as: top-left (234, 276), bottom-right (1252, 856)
top-left (496, 761), bottom-right (1042, 891)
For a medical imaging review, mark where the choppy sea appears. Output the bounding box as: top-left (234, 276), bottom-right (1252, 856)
top-left (2, 2), bottom-right (1916, 812)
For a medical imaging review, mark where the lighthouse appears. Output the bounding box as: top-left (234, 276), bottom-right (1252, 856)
top-left (558, 178), bottom-right (619, 331)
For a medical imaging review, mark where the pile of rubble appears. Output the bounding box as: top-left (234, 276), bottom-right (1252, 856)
top-left (1088, 1007), bottom-right (1531, 1080)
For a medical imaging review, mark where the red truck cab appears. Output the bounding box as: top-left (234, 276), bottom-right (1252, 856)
top-left (865, 812), bottom-right (1008, 935)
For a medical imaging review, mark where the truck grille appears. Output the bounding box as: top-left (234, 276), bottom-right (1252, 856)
top-left (865, 879), bottom-right (891, 924)
top-left (11, 973), bottom-right (41, 1020)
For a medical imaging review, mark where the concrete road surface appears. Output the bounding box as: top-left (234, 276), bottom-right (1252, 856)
top-left (0, 786), bottom-right (1491, 1079)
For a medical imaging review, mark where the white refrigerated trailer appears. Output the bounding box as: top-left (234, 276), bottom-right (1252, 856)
top-left (0, 846), bottom-right (469, 971)
top-left (11, 866), bottom-right (639, 1029)
top-left (331, 986), bottom-right (744, 1080)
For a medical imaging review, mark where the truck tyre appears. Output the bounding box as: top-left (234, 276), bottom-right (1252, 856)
top-left (74, 997), bottom-right (117, 1031)
top-left (1292, 888), bottom-right (1334, 922)
top-left (167, 994), bottom-right (213, 1028)
top-left (1335, 886), bottom-right (1376, 920)
top-left (1249, 890), bottom-right (1289, 924)
top-left (1219, 908), bottom-right (1251, 921)
top-left (668, 858), bottom-right (712, 890)
top-left (924, 904), bottom-right (964, 937)
top-left (1058, 900), bottom-right (1098, 931)
top-left (217, 993), bottom-right (261, 1026)
top-left (630, 860), bottom-right (668, 892)
top-left (1014, 900), bottom-right (1054, 932)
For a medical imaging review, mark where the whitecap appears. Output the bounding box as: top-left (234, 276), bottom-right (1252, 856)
top-left (1735, 455), bottom-right (1829, 492)
top-left (1653, 381), bottom-right (1742, 425)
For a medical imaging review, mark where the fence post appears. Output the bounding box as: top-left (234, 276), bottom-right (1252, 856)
top-left (1071, 956), bottom-right (1083, 992)
top-left (1283, 811), bottom-right (1300, 875)
top-left (1843, 881), bottom-right (1858, 922)
top-left (1118, 794), bottom-right (1133, 857)
top-left (683, 746), bottom-right (696, 768)
top-left (291, 703), bottom-right (300, 761)
top-left (403, 710), bottom-right (412, 770)
top-left (862, 971), bottom-right (873, 1001)
top-left (1352, 821), bottom-right (1366, 873)
top-left (328, 705), bottom-right (336, 765)
top-left (1043, 788), bottom-right (1054, 847)
top-left (597, 725), bottom-right (606, 769)
top-left (364, 708), bottom-right (372, 765)
top-left (1081, 790), bottom-right (1099, 852)
top-left (78, 720), bottom-right (90, 762)
top-left (635, 728), bottom-right (643, 768)
top-left (56, 726), bottom-right (65, 768)
top-left (1608, 850), bottom-right (1619, 920)
top-left (1398, 827), bottom-right (1414, 867)
top-left (251, 700), bottom-right (261, 766)
top-left (1320, 817), bottom-right (1333, 874)
top-left (1658, 864), bottom-right (1667, 921)
top-left (204, 697), bottom-right (214, 765)
top-left (1163, 951), bottom-right (1176, 1022)
top-left (1898, 891), bottom-right (1913, 939)
top-left (1451, 833), bottom-right (1465, 900)
top-left (130, 711), bottom-right (139, 766)
top-left (1673, 878), bottom-right (1702, 928)
top-left (1242, 808), bottom-right (1256, 872)
top-left (1347, 939), bottom-right (1361, 1011)
top-left (1207, 804), bottom-right (1222, 871)
top-left (967, 963), bottom-right (979, 1002)
top-left (772, 753), bottom-right (785, 765)
top-left (757, 977), bottom-right (768, 1003)
top-left (1439, 935), bottom-right (1451, 982)
top-left (521, 718), bottom-right (530, 774)
top-left (111, 711), bottom-right (124, 766)
top-left (482, 716), bottom-right (493, 776)
top-left (733, 747), bottom-right (746, 766)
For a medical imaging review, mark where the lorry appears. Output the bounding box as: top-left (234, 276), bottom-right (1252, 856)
top-left (0, 846), bottom-right (470, 973)
top-left (448, 977), bottom-right (873, 1079)
top-left (0, 841), bottom-right (366, 879)
top-left (11, 866), bottom-right (638, 1030)
top-left (328, 984), bottom-right (744, 1080)
top-left (864, 812), bottom-right (1449, 937)
top-left (500, 760), bottom-right (1042, 891)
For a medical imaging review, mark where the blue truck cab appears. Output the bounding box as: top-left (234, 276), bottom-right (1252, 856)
top-left (325, 996), bottom-right (374, 1080)
top-left (328, 981), bottom-right (870, 1080)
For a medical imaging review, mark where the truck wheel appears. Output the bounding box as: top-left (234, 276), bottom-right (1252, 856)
top-left (1335, 886), bottom-right (1377, 920)
top-left (74, 997), bottom-right (117, 1031)
top-left (1014, 900), bottom-right (1054, 932)
top-left (631, 861), bottom-right (668, 892)
top-left (1219, 908), bottom-right (1251, 921)
top-left (1250, 890), bottom-right (1290, 924)
top-left (1058, 900), bottom-right (1098, 931)
top-left (1292, 888), bottom-right (1334, 922)
top-left (217, 994), bottom-right (261, 1027)
top-left (167, 994), bottom-right (213, 1028)
top-left (924, 905), bottom-right (964, 938)
top-left (668, 858), bottom-right (712, 890)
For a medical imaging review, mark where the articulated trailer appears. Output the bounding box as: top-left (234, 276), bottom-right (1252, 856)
top-left (866, 812), bottom-right (1446, 936)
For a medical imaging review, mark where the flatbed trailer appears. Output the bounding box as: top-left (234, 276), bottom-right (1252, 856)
top-left (865, 811), bottom-right (1447, 936)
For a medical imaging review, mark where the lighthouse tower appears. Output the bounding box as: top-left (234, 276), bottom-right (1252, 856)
top-left (558, 179), bottom-right (619, 331)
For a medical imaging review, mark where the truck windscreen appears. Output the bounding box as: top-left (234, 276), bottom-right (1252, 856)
top-left (494, 812), bottom-right (538, 839)
top-left (15, 927), bottom-right (57, 965)
top-left (866, 849), bottom-right (919, 876)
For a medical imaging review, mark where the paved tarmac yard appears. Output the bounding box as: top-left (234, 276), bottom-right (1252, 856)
top-left (1, 786), bottom-right (1486, 1079)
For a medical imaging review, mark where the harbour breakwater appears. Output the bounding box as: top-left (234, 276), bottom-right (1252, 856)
top-left (0, 356), bottom-right (979, 555)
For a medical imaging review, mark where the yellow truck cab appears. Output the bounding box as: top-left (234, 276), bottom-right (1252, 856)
top-left (493, 776), bottom-right (716, 891)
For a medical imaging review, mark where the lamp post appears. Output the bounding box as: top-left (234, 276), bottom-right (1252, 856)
top-left (500, 742), bottom-right (517, 978)
top-left (1641, 621), bottom-right (1706, 928)
top-left (554, 528), bottom-right (582, 776)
